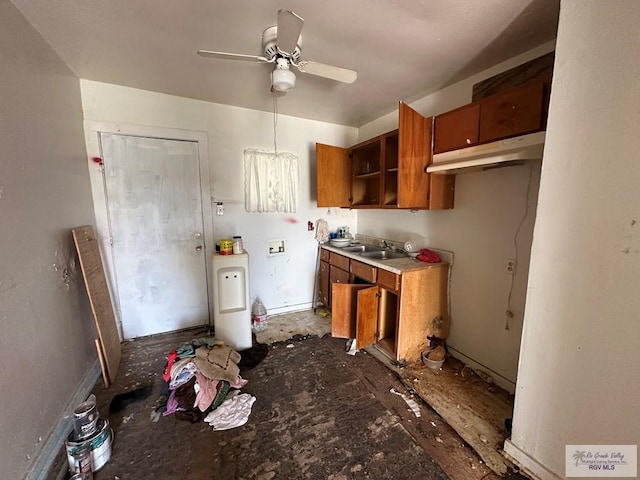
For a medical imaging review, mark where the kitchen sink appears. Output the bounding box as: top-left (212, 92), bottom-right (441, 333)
top-left (359, 250), bottom-right (407, 260)
top-left (340, 245), bottom-right (383, 253)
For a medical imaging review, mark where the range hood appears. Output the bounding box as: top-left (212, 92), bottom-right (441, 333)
top-left (428, 131), bottom-right (545, 174)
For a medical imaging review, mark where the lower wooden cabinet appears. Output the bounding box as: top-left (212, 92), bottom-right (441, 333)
top-left (318, 251), bottom-right (350, 308)
top-left (331, 261), bottom-right (449, 364)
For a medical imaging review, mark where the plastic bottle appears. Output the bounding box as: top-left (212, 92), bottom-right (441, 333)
top-left (232, 235), bottom-right (243, 254)
top-left (252, 297), bottom-right (268, 332)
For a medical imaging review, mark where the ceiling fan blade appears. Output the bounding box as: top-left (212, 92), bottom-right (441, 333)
top-left (276, 10), bottom-right (303, 55)
top-left (197, 50), bottom-right (270, 63)
top-left (295, 61), bottom-right (358, 84)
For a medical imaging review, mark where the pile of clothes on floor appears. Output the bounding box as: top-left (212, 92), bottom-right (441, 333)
top-left (156, 337), bottom-right (264, 430)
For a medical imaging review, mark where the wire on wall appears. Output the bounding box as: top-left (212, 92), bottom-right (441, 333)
top-left (505, 164), bottom-right (534, 330)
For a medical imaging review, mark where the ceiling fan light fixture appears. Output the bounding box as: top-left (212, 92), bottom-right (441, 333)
top-left (198, 10), bottom-right (358, 94)
top-left (271, 61), bottom-right (296, 92)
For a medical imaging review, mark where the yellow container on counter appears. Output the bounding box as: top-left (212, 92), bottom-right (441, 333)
top-left (220, 239), bottom-right (233, 255)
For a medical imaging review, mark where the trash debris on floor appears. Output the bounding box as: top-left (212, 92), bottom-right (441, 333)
top-left (346, 338), bottom-right (359, 356)
top-left (400, 351), bottom-right (516, 475)
top-left (57, 322), bottom-right (525, 480)
top-left (389, 388), bottom-right (421, 418)
top-left (421, 337), bottom-right (447, 370)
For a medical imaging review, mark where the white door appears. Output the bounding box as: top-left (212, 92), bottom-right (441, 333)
top-left (100, 133), bottom-right (209, 339)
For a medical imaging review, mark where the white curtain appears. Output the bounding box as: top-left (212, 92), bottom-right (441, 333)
top-left (244, 148), bottom-right (299, 213)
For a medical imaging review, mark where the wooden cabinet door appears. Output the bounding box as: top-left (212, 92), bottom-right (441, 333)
top-left (397, 102), bottom-right (431, 209)
top-left (332, 283), bottom-right (370, 339)
top-left (318, 260), bottom-right (330, 307)
top-left (355, 286), bottom-right (379, 349)
top-left (429, 174), bottom-right (455, 210)
top-left (433, 103), bottom-right (481, 154)
top-left (478, 81), bottom-right (546, 143)
top-left (316, 143), bottom-right (350, 207)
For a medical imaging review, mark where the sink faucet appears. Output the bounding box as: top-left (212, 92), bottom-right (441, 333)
top-left (380, 240), bottom-right (392, 250)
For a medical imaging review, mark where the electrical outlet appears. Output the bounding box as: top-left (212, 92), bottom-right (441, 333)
top-left (506, 258), bottom-right (516, 274)
top-left (216, 203), bottom-right (224, 216)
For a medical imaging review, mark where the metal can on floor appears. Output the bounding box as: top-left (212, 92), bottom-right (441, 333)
top-left (66, 418), bottom-right (113, 473)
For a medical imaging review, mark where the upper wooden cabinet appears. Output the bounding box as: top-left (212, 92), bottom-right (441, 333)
top-left (478, 81), bottom-right (546, 143)
top-left (433, 79), bottom-right (549, 155)
top-left (316, 102), bottom-right (455, 210)
top-left (433, 103), bottom-right (481, 154)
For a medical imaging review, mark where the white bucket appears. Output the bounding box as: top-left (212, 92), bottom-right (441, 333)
top-left (66, 418), bottom-right (113, 473)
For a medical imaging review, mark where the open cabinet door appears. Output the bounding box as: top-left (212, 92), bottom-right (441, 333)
top-left (355, 286), bottom-right (379, 349)
top-left (331, 283), bottom-right (371, 338)
top-left (316, 143), bottom-right (351, 207)
top-left (397, 103), bottom-right (431, 209)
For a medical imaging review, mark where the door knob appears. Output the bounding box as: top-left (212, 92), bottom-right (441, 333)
top-left (195, 245), bottom-right (203, 252)
top-left (194, 232), bottom-right (202, 239)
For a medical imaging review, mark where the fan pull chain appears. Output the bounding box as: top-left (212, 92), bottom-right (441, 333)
top-left (273, 92), bottom-right (278, 154)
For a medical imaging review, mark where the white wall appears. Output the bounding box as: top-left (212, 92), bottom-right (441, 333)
top-left (505, 1), bottom-right (640, 478)
top-left (357, 42), bottom-right (555, 390)
top-left (0, 3), bottom-right (98, 478)
top-left (80, 81), bottom-right (357, 318)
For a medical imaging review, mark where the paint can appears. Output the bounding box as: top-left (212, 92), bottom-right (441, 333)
top-left (70, 445), bottom-right (92, 479)
top-left (220, 239), bottom-right (233, 255)
top-left (69, 474), bottom-right (92, 480)
top-left (66, 418), bottom-right (113, 473)
top-left (73, 394), bottom-right (99, 440)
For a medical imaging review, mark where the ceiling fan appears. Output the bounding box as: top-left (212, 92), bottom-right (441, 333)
top-left (197, 10), bottom-right (358, 93)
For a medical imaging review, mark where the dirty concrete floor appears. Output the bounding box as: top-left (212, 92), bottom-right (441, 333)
top-left (53, 311), bottom-right (526, 480)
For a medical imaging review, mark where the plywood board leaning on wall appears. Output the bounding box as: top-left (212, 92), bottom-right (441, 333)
top-left (72, 225), bottom-right (121, 387)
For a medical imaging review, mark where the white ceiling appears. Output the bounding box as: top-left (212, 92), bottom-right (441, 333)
top-left (12, 0), bottom-right (559, 127)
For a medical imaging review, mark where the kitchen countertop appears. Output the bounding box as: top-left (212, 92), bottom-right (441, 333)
top-left (321, 244), bottom-right (448, 275)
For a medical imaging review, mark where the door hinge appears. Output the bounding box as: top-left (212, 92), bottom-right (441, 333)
top-left (375, 330), bottom-right (380, 339)
top-left (376, 291), bottom-right (382, 298)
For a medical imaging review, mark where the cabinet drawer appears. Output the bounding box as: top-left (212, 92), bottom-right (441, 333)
top-left (377, 269), bottom-right (401, 292)
top-left (320, 248), bottom-right (329, 262)
top-left (330, 265), bottom-right (350, 285)
top-left (479, 81), bottom-right (546, 143)
top-left (329, 252), bottom-right (350, 270)
top-left (433, 103), bottom-right (480, 154)
top-left (350, 260), bottom-right (377, 283)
